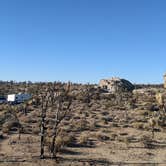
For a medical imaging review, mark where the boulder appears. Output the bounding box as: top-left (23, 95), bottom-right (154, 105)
top-left (99, 77), bottom-right (134, 92)
top-left (164, 73), bottom-right (166, 88)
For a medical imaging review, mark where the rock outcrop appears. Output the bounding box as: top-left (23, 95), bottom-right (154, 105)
top-left (99, 77), bottom-right (134, 92)
top-left (164, 74), bottom-right (166, 88)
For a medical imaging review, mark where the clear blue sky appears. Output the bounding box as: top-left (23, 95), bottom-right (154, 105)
top-left (0, 0), bottom-right (166, 84)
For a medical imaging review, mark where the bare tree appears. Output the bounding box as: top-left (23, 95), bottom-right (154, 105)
top-left (40, 95), bottom-right (49, 159)
top-left (50, 83), bottom-right (72, 158)
top-left (39, 82), bottom-right (73, 159)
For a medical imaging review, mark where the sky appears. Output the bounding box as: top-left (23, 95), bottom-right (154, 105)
top-left (0, 0), bottom-right (166, 84)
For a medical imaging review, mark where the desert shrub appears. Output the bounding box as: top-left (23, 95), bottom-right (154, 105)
top-left (78, 132), bottom-right (90, 145)
top-left (2, 121), bottom-right (21, 134)
top-left (143, 123), bottom-right (151, 130)
top-left (148, 104), bottom-right (159, 112)
top-left (95, 132), bottom-right (110, 141)
top-left (2, 126), bottom-right (9, 134)
top-left (0, 110), bottom-right (15, 126)
top-left (22, 116), bottom-right (38, 124)
top-left (84, 111), bottom-right (90, 118)
top-left (117, 136), bottom-right (128, 143)
top-left (89, 120), bottom-right (97, 131)
top-left (136, 110), bottom-right (149, 116)
top-left (132, 122), bottom-right (144, 129)
top-left (158, 117), bottom-right (166, 127)
top-left (46, 133), bottom-right (75, 153)
top-left (62, 133), bottom-right (76, 147)
top-left (141, 135), bottom-right (155, 149)
top-left (119, 132), bottom-right (128, 136)
top-left (111, 122), bottom-right (119, 127)
top-left (55, 136), bottom-right (64, 152)
top-left (32, 125), bottom-right (40, 135)
top-left (91, 92), bottom-right (100, 100)
top-left (101, 116), bottom-right (113, 125)
top-left (110, 133), bottom-right (118, 141)
top-left (101, 111), bottom-right (110, 116)
top-left (75, 118), bottom-right (89, 131)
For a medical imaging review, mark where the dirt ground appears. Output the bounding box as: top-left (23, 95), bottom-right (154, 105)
top-left (0, 84), bottom-right (166, 166)
top-left (0, 121), bottom-right (166, 166)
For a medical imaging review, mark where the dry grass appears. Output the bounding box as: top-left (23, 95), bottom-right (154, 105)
top-left (0, 83), bottom-right (166, 165)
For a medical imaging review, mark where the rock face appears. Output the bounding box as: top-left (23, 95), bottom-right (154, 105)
top-left (164, 74), bottom-right (166, 88)
top-left (99, 77), bottom-right (134, 92)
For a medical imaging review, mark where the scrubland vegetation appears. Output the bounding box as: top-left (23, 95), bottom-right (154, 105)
top-left (0, 81), bottom-right (166, 165)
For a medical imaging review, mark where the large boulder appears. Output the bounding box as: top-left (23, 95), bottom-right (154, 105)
top-left (164, 73), bottom-right (166, 88)
top-left (99, 77), bottom-right (134, 93)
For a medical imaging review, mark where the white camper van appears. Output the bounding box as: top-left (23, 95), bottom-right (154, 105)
top-left (7, 93), bottom-right (31, 104)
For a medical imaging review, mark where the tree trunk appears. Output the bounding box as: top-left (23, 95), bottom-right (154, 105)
top-left (40, 117), bottom-right (45, 159)
top-left (51, 135), bottom-right (56, 158)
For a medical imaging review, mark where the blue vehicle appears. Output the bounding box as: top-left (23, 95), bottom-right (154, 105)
top-left (0, 96), bottom-right (7, 104)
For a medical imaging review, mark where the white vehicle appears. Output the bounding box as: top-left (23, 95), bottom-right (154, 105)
top-left (7, 93), bottom-right (31, 104)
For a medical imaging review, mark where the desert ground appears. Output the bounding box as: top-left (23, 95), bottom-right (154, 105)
top-left (0, 82), bottom-right (166, 166)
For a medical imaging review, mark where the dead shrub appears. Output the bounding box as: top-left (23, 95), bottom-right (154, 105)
top-left (89, 120), bottom-right (99, 131)
top-left (136, 110), bottom-right (149, 116)
top-left (32, 125), bottom-right (40, 135)
top-left (117, 136), bottom-right (128, 143)
top-left (141, 135), bottom-right (155, 149)
top-left (46, 132), bottom-right (75, 154)
top-left (95, 132), bottom-right (110, 141)
top-left (75, 118), bottom-right (89, 131)
top-left (2, 121), bottom-right (21, 134)
top-left (110, 133), bottom-right (118, 141)
top-left (78, 132), bottom-right (90, 145)
top-left (132, 122), bottom-right (144, 129)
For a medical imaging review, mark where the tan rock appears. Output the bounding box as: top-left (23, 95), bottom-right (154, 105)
top-left (99, 77), bottom-right (134, 92)
top-left (164, 74), bottom-right (166, 88)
